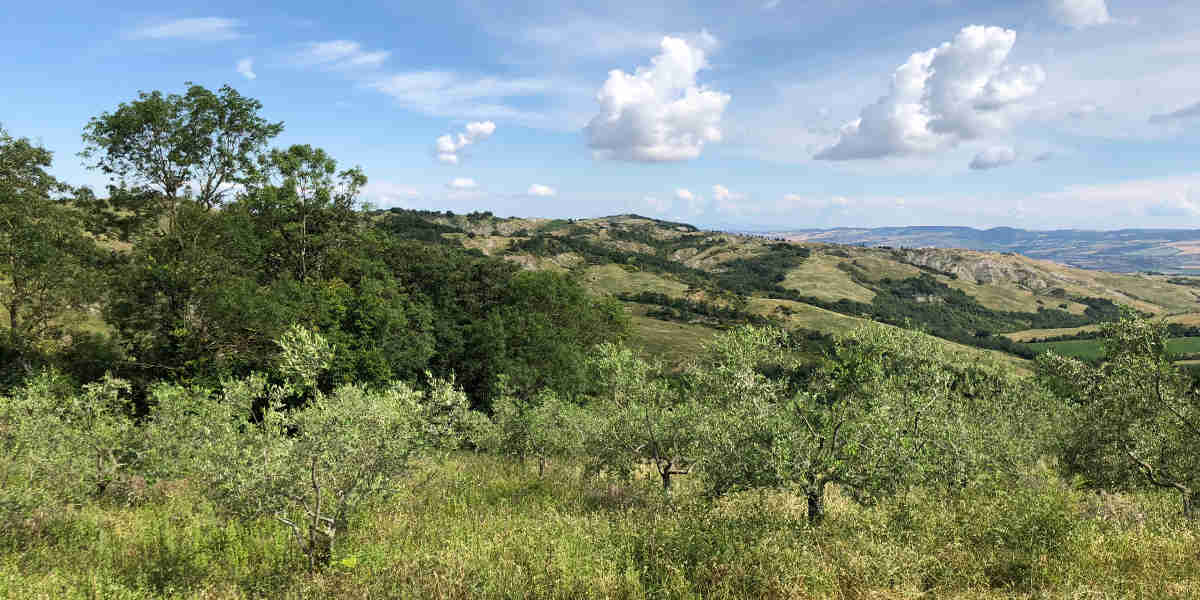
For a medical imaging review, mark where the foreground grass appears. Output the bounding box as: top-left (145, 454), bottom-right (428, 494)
top-left (2, 455), bottom-right (1197, 599)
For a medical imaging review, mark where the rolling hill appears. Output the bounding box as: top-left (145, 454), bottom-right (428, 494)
top-left (378, 209), bottom-right (1200, 366)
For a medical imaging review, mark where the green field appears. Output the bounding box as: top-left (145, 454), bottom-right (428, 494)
top-left (1027, 337), bottom-right (1200, 361)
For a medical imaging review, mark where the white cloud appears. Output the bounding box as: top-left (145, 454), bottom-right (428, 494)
top-left (673, 188), bottom-right (708, 215)
top-left (1036, 175), bottom-right (1200, 223)
top-left (1048, 0), bottom-right (1112, 29)
top-left (296, 40), bottom-right (390, 70)
top-left (969, 145), bottom-right (1017, 170)
top-left (1146, 193), bottom-right (1200, 217)
top-left (1149, 101), bottom-right (1200, 124)
top-left (763, 0), bottom-right (781, 9)
top-left (236, 58), bottom-right (256, 80)
top-left (585, 34), bottom-right (731, 162)
top-left (127, 17), bottom-right (243, 41)
top-left (816, 26), bottom-right (1044, 161)
top-left (434, 121), bottom-right (496, 164)
top-left (447, 178), bottom-right (478, 190)
top-left (528, 184), bottom-right (556, 197)
top-left (712, 184), bottom-right (747, 213)
top-left (371, 72), bottom-right (554, 123)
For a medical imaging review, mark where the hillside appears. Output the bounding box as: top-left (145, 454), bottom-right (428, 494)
top-left (771, 225), bottom-right (1200, 273)
top-left (380, 209), bottom-right (1200, 365)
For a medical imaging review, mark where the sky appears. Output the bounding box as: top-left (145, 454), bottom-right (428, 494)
top-left (3, 0), bottom-right (1200, 231)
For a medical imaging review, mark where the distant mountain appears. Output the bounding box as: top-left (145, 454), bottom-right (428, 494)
top-left (759, 226), bottom-right (1200, 273)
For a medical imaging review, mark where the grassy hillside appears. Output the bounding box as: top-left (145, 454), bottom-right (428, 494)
top-left (378, 209), bottom-right (1200, 365)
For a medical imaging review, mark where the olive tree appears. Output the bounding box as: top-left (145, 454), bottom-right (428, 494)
top-left (481, 388), bottom-right (583, 476)
top-left (581, 343), bottom-right (702, 496)
top-left (0, 372), bottom-right (136, 517)
top-left (1038, 314), bottom-right (1200, 517)
top-left (142, 326), bottom-right (473, 571)
top-left (695, 324), bottom-right (1049, 523)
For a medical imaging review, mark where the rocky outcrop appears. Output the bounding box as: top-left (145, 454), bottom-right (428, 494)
top-left (894, 248), bottom-right (1068, 291)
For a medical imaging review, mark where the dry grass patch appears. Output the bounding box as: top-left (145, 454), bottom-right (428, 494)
top-left (779, 255), bottom-right (875, 304)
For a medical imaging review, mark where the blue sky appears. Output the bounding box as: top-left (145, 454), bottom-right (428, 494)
top-left (4, 0), bottom-right (1200, 230)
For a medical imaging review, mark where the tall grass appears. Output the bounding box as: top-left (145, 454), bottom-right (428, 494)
top-left (1, 454), bottom-right (1196, 599)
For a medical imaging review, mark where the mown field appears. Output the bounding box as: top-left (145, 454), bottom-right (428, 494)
top-left (1027, 337), bottom-right (1200, 361)
top-left (2, 454), bottom-right (1197, 600)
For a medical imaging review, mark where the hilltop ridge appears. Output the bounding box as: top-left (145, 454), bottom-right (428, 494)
top-left (763, 225), bottom-right (1200, 273)
top-left (378, 209), bottom-right (1200, 365)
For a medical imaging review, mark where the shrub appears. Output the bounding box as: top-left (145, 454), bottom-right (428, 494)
top-left (0, 371), bottom-right (137, 520)
top-left (1038, 313), bottom-right (1200, 517)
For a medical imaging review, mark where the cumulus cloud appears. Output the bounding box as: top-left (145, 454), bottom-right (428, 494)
top-left (447, 178), bottom-right (478, 190)
top-left (236, 58), bottom-right (256, 80)
top-left (1149, 101), bottom-right (1200, 124)
top-left (969, 146), bottom-right (1017, 170)
top-left (127, 17), bottom-right (243, 41)
top-left (585, 34), bottom-right (731, 162)
top-left (815, 26), bottom-right (1044, 161)
top-left (435, 121), bottom-right (496, 164)
top-left (1048, 0), bottom-right (1112, 29)
top-left (528, 184), bottom-right (556, 197)
top-left (296, 40), bottom-right (390, 70)
top-left (712, 185), bottom-right (735, 201)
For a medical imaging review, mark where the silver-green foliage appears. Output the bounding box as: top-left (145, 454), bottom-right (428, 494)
top-left (137, 325), bottom-right (475, 570)
top-left (141, 373), bottom-right (473, 571)
top-left (480, 389), bottom-right (583, 476)
top-left (580, 343), bottom-right (702, 495)
top-left (1038, 314), bottom-right (1200, 517)
top-left (694, 324), bottom-right (1052, 522)
top-left (0, 372), bottom-right (135, 516)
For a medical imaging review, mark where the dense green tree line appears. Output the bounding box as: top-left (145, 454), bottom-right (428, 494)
top-left (0, 84), bottom-right (626, 409)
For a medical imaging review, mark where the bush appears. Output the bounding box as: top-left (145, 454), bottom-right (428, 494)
top-left (1038, 313), bottom-right (1200, 517)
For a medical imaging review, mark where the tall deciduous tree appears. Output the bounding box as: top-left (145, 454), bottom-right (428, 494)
top-left (81, 83), bottom-right (283, 239)
top-left (0, 126), bottom-right (100, 367)
top-left (238, 144), bottom-right (366, 282)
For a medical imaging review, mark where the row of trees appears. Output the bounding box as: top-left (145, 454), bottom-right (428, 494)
top-left (485, 314), bottom-right (1199, 522)
top-left (1, 84), bottom-right (626, 408)
top-left (2, 313), bottom-right (1195, 573)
